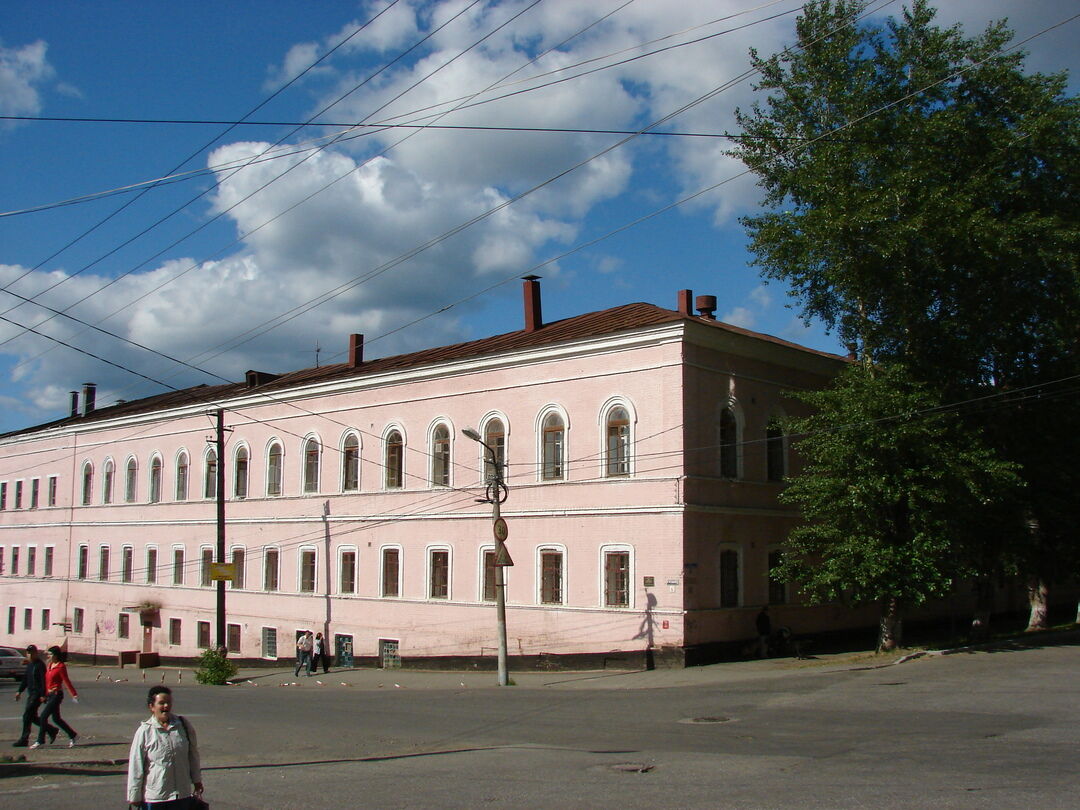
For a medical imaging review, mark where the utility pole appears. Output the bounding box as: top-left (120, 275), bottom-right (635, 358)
top-left (462, 428), bottom-right (511, 686)
top-left (215, 408), bottom-right (227, 652)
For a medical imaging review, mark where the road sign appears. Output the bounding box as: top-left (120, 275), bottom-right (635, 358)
top-left (210, 562), bottom-right (236, 581)
top-left (494, 542), bottom-right (514, 567)
top-left (493, 517), bottom-right (509, 542)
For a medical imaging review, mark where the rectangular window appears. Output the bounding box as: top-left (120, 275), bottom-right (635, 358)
top-left (264, 549), bottom-right (279, 591)
top-left (482, 550), bottom-right (497, 602)
top-left (231, 548), bottom-right (245, 590)
top-left (0, 482), bottom-right (6, 509)
top-left (300, 549), bottom-right (316, 593)
top-left (604, 551), bottom-right (630, 607)
top-left (11, 547), bottom-right (19, 576)
top-left (6, 606), bottom-right (15, 634)
top-left (73, 607), bottom-right (85, 634)
top-left (30, 478), bottom-right (40, 508)
top-left (719, 549), bottom-right (740, 608)
top-left (768, 550), bottom-right (788, 605)
top-left (382, 548), bottom-right (399, 597)
top-left (262, 627), bottom-right (278, 659)
top-left (0, 546), bottom-right (4, 576)
top-left (227, 623), bottom-right (241, 654)
top-left (14, 480), bottom-right (23, 508)
top-left (429, 549), bottom-right (449, 600)
top-left (23, 608), bottom-right (32, 631)
top-left (541, 550), bottom-right (563, 605)
top-left (77, 546), bottom-right (88, 579)
top-left (26, 547), bottom-right (36, 577)
top-left (170, 548), bottom-right (185, 585)
top-left (340, 550), bottom-right (356, 594)
top-left (122, 546), bottom-right (133, 582)
top-left (197, 621), bottom-right (211, 649)
top-left (201, 548), bottom-right (213, 587)
top-left (146, 548), bottom-right (157, 584)
top-left (47, 476), bottom-right (58, 507)
top-left (99, 546), bottom-right (110, 580)
top-left (41, 608), bottom-right (50, 631)
top-left (118, 613), bottom-right (130, 639)
top-left (44, 546), bottom-right (54, 577)
top-left (169, 618), bottom-right (181, 645)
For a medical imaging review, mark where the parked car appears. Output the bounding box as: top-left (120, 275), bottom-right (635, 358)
top-left (0, 646), bottom-right (25, 679)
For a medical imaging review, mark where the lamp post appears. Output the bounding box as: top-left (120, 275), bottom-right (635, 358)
top-left (462, 427), bottom-right (510, 686)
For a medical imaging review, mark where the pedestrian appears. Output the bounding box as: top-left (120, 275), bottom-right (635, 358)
top-left (294, 631), bottom-right (313, 677)
top-left (127, 685), bottom-right (205, 810)
top-left (32, 646), bottom-right (78, 749)
top-left (756, 605), bottom-right (772, 658)
top-left (310, 632), bottom-right (330, 674)
top-left (13, 644), bottom-right (58, 747)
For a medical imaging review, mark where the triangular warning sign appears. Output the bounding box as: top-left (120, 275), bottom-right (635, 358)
top-left (494, 543), bottom-right (514, 567)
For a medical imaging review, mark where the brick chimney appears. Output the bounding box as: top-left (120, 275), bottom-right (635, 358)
top-left (69, 391), bottom-right (79, 418)
top-left (349, 333), bottom-right (364, 367)
top-left (522, 275), bottom-right (542, 332)
top-left (82, 382), bottom-right (96, 416)
top-left (695, 295), bottom-right (717, 321)
top-left (677, 289), bottom-right (694, 315)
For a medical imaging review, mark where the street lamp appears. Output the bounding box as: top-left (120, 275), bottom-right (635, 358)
top-left (462, 427), bottom-right (510, 686)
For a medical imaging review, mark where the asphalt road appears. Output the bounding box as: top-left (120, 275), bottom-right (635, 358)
top-left (1, 637), bottom-right (1077, 809)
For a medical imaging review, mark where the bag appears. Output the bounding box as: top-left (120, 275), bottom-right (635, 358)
top-left (193, 799), bottom-right (210, 810)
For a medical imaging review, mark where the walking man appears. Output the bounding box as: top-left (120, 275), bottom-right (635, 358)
top-left (13, 645), bottom-right (57, 747)
top-left (294, 631), bottom-right (313, 677)
top-left (756, 605), bottom-right (772, 658)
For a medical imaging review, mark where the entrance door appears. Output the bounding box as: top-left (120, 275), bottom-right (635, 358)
top-left (378, 638), bottom-right (400, 669)
top-left (142, 622), bottom-right (154, 653)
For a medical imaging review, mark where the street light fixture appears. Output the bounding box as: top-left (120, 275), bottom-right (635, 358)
top-left (462, 427), bottom-right (510, 686)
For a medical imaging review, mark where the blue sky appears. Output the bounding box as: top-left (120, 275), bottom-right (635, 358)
top-left (1, 0), bottom-right (1077, 433)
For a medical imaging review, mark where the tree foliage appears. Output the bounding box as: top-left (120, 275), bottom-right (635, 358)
top-left (776, 364), bottom-right (1019, 649)
top-left (734, 0), bottom-right (1080, 631)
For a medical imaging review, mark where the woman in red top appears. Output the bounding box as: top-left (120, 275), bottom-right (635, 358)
top-left (31, 646), bottom-right (78, 748)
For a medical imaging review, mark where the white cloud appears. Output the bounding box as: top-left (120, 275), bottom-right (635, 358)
top-left (0, 40), bottom-right (54, 124)
top-left (722, 306), bottom-right (755, 329)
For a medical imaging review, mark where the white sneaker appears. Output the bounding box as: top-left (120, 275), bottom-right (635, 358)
top-left (68, 736), bottom-right (78, 748)
top-left (29, 742), bottom-right (41, 749)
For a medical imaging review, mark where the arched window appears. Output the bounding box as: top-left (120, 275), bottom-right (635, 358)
top-left (81, 462), bottom-right (94, 506)
top-left (149, 456), bottom-right (162, 503)
top-left (302, 438), bottom-right (320, 493)
top-left (542, 412), bottom-right (565, 480)
top-left (766, 419), bottom-right (785, 482)
top-left (483, 418), bottom-right (506, 483)
top-left (266, 442), bottom-right (283, 496)
top-left (175, 452), bottom-right (189, 501)
top-left (204, 449), bottom-right (217, 499)
top-left (125, 458), bottom-right (138, 503)
top-left (342, 434), bottom-right (360, 492)
top-left (234, 447), bottom-right (249, 499)
top-left (102, 459), bottom-right (114, 504)
top-left (719, 407), bottom-right (738, 479)
top-left (605, 406), bottom-right (630, 477)
top-left (385, 430), bottom-right (403, 489)
top-left (431, 424), bottom-right (450, 486)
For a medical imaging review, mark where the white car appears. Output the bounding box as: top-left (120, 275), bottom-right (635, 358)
top-left (0, 646), bottom-right (25, 680)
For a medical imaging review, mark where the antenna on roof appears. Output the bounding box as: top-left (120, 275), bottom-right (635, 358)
top-left (314, 340), bottom-right (321, 368)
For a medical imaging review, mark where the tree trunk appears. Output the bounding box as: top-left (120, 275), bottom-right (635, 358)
top-left (970, 578), bottom-right (994, 641)
top-left (878, 596), bottom-right (902, 652)
top-left (1026, 575), bottom-right (1049, 631)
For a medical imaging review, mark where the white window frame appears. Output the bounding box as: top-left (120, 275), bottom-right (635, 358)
top-left (263, 546), bottom-right (280, 592)
top-left (98, 543), bottom-right (111, 581)
top-left (203, 447), bottom-right (217, 500)
top-left (536, 544), bottom-right (566, 606)
top-left (301, 434), bottom-right (322, 495)
top-left (477, 544), bottom-right (502, 603)
top-left (380, 544), bottom-right (402, 597)
top-left (298, 546), bottom-right (318, 593)
top-left (233, 443), bottom-right (250, 500)
top-left (43, 545), bottom-right (54, 577)
top-left (261, 626), bottom-right (278, 660)
top-left (265, 439), bottom-right (284, 497)
top-left (340, 431), bottom-right (361, 492)
top-left (147, 453), bottom-right (163, 503)
top-left (121, 544), bottom-right (134, 583)
top-left (535, 404), bottom-right (569, 482)
top-left (718, 398), bottom-right (745, 480)
top-left (599, 543), bottom-right (634, 609)
top-left (478, 411), bottom-right (509, 483)
top-left (145, 545), bottom-right (158, 585)
top-left (199, 545), bottom-right (214, 588)
top-left (338, 545), bottom-right (358, 595)
top-left (102, 458), bottom-right (115, 504)
top-left (599, 396), bottom-right (636, 478)
top-left (428, 418), bottom-right (454, 488)
top-left (229, 545), bottom-right (246, 590)
top-left (175, 449), bottom-right (190, 501)
top-left (25, 544), bottom-right (37, 577)
top-left (171, 545), bottom-right (185, 586)
top-left (124, 456), bottom-right (138, 503)
top-left (426, 544), bottom-right (452, 600)
top-left (382, 424), bottom-right (407, 491)
top-left (81, 462), bottom-right (94, 506)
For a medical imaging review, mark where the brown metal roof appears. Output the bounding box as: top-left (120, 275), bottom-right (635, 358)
top-left (2, 301), bottom-right (844, 437)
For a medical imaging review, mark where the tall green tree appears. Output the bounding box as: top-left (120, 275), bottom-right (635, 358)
top-left (734, 0), bottom-right (1080, 628)
top-left (776, 364), bottom-right (1020, 650)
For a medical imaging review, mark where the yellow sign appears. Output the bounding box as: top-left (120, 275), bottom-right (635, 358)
top-left (209, 562), bottom-right (236, 582)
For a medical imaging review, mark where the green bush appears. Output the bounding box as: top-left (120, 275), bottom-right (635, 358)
top-left (194, 648), bottom-right (239, 685)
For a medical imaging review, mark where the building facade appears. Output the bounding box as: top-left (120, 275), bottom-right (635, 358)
top-left (0, 280), bottom-right (859, 668)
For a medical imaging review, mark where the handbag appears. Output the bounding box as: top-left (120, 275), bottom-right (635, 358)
top-left (193, 799), bottom-right (210, 810)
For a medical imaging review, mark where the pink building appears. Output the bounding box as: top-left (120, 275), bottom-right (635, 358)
top-left (0, 280), bottom-right (854, 668)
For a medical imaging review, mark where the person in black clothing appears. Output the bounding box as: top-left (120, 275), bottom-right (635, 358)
top-left (756, 606), bottom-right (772, 658)
top-left (13, 645), bottom-right (57, 747)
